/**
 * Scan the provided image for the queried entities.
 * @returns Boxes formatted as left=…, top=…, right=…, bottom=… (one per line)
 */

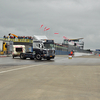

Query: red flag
left=54, top=33, right=59, bottom=34
left=66, top=38, right=71, bottom=41
left=64, top=37, right=70, bottom=41
left=44, top=27, right=47, bottom=31
left=46, top=28, right=50, bottom=31
left=40, top=24, right=43, bottom=29
left=63, top=36, right=67, bottom=39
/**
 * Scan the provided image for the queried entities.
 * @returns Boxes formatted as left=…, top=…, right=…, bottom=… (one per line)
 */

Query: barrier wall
left=3, top=38, right=33, bottom=43
left=55, top=50, right=70, bottom=55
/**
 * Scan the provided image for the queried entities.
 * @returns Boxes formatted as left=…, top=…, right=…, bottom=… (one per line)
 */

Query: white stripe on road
left=0, top=63, right=48, bottom=74
left=0, top=57, right=66, bottom=74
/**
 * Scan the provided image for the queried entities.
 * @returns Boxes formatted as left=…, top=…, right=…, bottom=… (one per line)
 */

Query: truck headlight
left=43, top=50, right=47, bottom=54
left=53, top=50, right=55, bottom=54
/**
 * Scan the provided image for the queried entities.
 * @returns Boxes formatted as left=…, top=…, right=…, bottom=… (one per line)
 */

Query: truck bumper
left=42, top=55, right=55, bottom=59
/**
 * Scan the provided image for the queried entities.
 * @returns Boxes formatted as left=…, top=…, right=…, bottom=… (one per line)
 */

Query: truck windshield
left=44, top=43, right=54, bottom=49
left=16, top=48, right=22, bottom=52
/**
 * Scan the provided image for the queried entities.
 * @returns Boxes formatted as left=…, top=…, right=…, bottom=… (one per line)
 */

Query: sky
left=0, top=0, right=100, bottom=49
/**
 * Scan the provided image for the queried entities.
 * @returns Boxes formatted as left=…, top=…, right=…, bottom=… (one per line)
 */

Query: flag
left=54, top=33, right=59, bottom=34
left=46, top=28, right=50, bottom=31
left=65, top=37, right=71, bottom=41
left=44, top=27, right=47, bottom=31
left=63, top=36, right=67, bottom=39
left=40, top=24, right=43, bottom=29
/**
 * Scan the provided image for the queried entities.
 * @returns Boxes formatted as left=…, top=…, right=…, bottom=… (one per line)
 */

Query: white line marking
left=0, top=63, right=48, bottom=74
left=0, top=57, right=66, bottom=74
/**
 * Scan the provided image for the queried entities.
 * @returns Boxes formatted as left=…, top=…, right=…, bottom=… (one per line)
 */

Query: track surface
left=0, top=55, right=100, bottom=100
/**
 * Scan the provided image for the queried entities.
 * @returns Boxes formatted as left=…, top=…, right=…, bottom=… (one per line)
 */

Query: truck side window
left=39, top=44, right=40, bottom=48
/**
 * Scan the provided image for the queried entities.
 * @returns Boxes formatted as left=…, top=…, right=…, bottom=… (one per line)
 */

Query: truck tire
left=20, top=53, right=24, bottom=59
left=36, top=54, right=41, bottom=60
left=13, top=55, right=14, bottom=58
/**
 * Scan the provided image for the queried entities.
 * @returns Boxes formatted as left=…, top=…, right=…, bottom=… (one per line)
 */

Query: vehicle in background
left=33, top=35, right=55, bottom=60
left=0, top=40, right=13, bottom=55
left=12, top=45, right=25, bottom=58
left=12, top=45, right=34, bottom=59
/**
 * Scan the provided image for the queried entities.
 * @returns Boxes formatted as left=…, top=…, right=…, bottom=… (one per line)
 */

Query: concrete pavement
left=0, top=58, right=100, bottom=100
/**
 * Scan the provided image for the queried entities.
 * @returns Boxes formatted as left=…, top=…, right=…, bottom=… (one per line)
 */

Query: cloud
left=0, top=0, right=100, bottom=49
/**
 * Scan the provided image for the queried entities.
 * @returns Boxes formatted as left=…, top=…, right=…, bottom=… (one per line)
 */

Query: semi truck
left=33, top=35, right=55, bottom=60
left=12, top=45, right=34, bottom=59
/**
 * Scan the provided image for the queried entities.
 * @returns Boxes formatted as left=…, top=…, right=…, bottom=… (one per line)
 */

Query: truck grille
left=48, top=50, right=53, bottom=55
left=49, top=50, right=52, bottom=53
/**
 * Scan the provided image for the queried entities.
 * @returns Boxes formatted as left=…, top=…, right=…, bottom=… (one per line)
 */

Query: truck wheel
left=13, top=56, right=14, bottom=58
left=36, top=54, right=41, bottom=60
left=20, top=54, right=24, bottom=59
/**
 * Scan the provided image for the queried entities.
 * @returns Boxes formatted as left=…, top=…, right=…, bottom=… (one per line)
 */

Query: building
left=62, top=38, right=84, bottom=51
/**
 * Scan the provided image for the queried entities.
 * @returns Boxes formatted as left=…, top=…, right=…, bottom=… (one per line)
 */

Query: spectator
left=3, top=35, right=6, bottom=38
left=70, top=50, right=74, bottom=56
left=23, top=36, right=25, bottom=39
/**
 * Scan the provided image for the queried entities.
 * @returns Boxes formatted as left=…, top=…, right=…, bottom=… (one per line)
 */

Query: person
left=3, top=35, right=6, bottom=38
left=8, top=33, right=11, bottom=37
left=70, top=50, right=74, bottom=56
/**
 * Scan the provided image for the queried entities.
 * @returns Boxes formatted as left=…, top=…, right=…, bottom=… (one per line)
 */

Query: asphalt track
left=0, top=55, right=100, bottom=100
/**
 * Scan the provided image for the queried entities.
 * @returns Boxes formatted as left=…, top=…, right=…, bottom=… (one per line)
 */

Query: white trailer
left=12, top=45, right=34, bottom=59
left=12, top=45, right=25, bottom=58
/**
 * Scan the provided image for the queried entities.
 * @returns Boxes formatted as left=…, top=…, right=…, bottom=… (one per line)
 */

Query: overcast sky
left=0, top=0, right=100, bottom=49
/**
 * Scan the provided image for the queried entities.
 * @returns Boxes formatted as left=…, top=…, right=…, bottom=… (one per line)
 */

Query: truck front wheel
left=13, top=55, right=14, bottom=58
left=36, top=54, right=41, bottom=60
left=20, top=53, right=24, bottom=59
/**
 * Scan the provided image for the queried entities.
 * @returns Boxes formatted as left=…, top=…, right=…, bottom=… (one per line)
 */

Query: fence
left=55, top=50, right=70, bottom=55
